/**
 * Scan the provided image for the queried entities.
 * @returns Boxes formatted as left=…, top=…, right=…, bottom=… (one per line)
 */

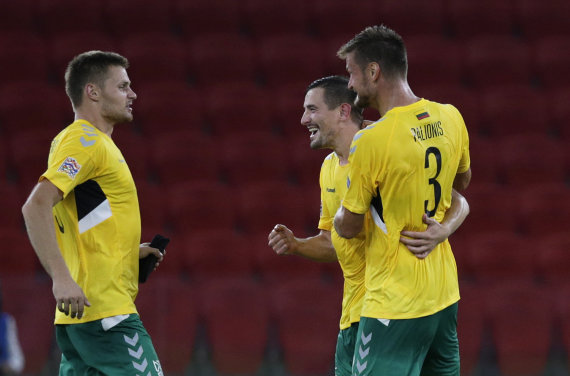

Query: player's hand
left=400, top=214, right=448, bottom=259
left=53, top=277, right=91, bottom=319
left=268, top=224, right=298, bottom=255
left=139, top=243, right=165, bottom=270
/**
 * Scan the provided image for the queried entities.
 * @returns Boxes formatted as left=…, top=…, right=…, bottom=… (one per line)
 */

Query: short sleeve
left=342, top=131, right=376, bottom=215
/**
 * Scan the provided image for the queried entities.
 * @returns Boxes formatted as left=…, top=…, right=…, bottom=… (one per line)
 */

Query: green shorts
left=352, top=303, right=459, bottom=376
left=56, top=314, right=163, bottom=376
left=334, top=322, right=359, bottom=376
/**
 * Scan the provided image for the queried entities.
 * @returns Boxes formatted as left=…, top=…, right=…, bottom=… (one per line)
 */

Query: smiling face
left=346, top=52, right=373, bottom=109
left=301, top=87, right=340, bottom=150
left=99, top=65, right=137, bottom=124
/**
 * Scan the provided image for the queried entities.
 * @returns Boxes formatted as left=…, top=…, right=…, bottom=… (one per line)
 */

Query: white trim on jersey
left=78, top=199, right=112, bottom=234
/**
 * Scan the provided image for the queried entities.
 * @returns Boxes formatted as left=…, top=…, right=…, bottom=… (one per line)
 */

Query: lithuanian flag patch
left=416, top=111, right=430, bottom=120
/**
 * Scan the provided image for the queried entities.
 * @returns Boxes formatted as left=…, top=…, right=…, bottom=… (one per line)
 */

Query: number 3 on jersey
left=424, top=147, right=442, bottom=217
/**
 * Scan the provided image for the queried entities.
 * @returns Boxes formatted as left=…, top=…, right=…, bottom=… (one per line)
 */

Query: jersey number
left=424, top=147, right=442, bottom=217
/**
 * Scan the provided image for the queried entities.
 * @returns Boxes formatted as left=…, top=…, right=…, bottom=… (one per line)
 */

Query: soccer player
left=268, top=76, right=470, bottom=376
left=21, top=51, right=165, bottom=375
left=334, top=25, right=471, bottom=376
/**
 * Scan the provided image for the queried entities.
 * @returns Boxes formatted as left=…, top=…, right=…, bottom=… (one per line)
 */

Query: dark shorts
left=335, top=322, right=359, bottom=376
left=352, top=303, right=459, bottom=376
left=56, top=314, right=163, bottom=376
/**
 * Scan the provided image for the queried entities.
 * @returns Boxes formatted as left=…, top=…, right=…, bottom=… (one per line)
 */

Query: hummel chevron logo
left=356, top=359, right=368, bottom=373
left=80, top=136, right=96, bottom=147
left=361, top=331, right=372, bottom=345
left=132, top=358, right=148, bottom=372
left=128, top=345, right=143, bottom=359
left=359, top=345, right=370, bottom=359
left=123, top=333, right=139, bottom=346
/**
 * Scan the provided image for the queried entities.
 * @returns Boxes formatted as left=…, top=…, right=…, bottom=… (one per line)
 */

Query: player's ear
left=85, top=83, right=99, bottom=102
left=339, top=103, right=352, bottom=120
left=368, top=62, right=381, bottom=81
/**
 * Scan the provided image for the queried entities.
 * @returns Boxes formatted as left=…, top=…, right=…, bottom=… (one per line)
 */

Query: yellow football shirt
left=318, top=152, right=366, bottom=329
left=41, top=120, right=141, bottom=324
left=343, top=99, right=470, bottom=319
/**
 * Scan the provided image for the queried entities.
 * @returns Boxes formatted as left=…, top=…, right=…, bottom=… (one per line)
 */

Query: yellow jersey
left=318, top=152, right=366, bottom=329
left=41, top=120, right=141, bottom=324
left=343, top=99, right=470, bottom=319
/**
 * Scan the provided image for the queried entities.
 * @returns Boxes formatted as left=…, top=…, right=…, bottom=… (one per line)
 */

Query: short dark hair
left=306, top=75, right=364, bottom=124
left=337, top=25, right=407, bottom=80
left=64, top=51, right=129, bottom=109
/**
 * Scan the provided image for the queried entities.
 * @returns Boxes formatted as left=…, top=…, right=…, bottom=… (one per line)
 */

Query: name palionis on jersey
left=411, top=121, right=444, bottom=142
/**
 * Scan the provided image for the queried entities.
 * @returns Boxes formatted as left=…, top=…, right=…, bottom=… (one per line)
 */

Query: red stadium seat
left=236, top=181, right=317, bottom=237
left=0, top=229, right=39, bottom=275
left=498, top=134, right=566, bottom=186
left=149, top=130, right=222, bottom=185
left=256, top=34, right=326, bottom=88
left=464, top=36, right=532, bottom=88
left=447, top=0, right=516, bottom=40
left=0, top=0, right=35, bottom=33
left=0, top=32, right=50, bottom=84
left=311, top=0, right=383, bottom=40
left=103, top=0, right=174, bottom=38
left=289, top=134, right=330, bottom=188
left=270, top=278, right=342, bottom=376
left=49, top=33, right=118, bottom=85
left=518, top=183, right=570, bottom=237
left=204, top=83, right=275, bottom=136
left=557, top=283, right=570, bottom=365
left=485, top=282, right=554, bottom=376
left=406, top=36, right=465, bottom=87
left=547, top=88, right=570, bottom=140
left=532, top=36, right=570, bottom=90
left=133, top=82, right=205, bottom=135
left=380, top=0, right=446, bottom=38
left=1, top=275, right=54, bottom=375
left=111, top=129, right=150, bottom=183
left=118, top=34, right=188, bottom=85
left=166, top=180, right=237, bottom=235
left=199, top=277, right=269, bottom=375
left=467, top=232, right=536, bottom=285
left=537, top=232, right=570, bottom=285
left=180, top=229, right=255, bottom=282
left=136, top=181, right=170, bottom=243
left=250, top=232, right=325, bottom=284
left=515, top=0, right=570, bottom=40
left=136, top=276, right=197, bottom=374
left=0, top=183, right=26, bottom=232
left=173, top=0, right=243, bottom=37
left=0, top=81, right=70, bottom=136
left=274, top=83, right=311, bottom=139
left=219, top=132, right=292, bottom=185
left=242, top=0, right=311, bottom=37
left=186, top=33, right=257, bottom=88
left=479, top=85, right=549, bottom=138
left=37, top=0, right=106, bottom=36
left=7, top=129, right=56, bottom=192
left=457, top=284, right=486, bottom=376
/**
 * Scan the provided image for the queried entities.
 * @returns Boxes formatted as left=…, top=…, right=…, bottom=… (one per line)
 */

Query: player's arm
left=333, top=206, right=364, bottom=239
left=22, top=180, right=90, bottom=319
left=400, top=189, right=469, bottom=259
left=268, top=224, right=337, bottom=262
left=454, top=167, right=471, bottom=191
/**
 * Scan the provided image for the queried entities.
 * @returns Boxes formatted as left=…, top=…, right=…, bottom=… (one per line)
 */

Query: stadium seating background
left=0, top=0, right=569, bottom=375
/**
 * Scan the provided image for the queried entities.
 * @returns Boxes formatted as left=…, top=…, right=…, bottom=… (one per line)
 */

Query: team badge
left=57, top=157, right=82, bottom=179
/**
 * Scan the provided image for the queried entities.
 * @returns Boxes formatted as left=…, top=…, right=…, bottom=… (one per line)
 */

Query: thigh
left=335, top=322, right=359, bottom=376
left=64, top=314, right=163, bottom=376
left=57, top=325, right=100, bottom=376
left=352, top=316, right=438, bottom=376
left=421, top=303, right=460, bottom=376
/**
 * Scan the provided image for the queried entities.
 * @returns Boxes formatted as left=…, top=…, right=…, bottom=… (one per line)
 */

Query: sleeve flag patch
left=57, top=157, right=82, bottom=179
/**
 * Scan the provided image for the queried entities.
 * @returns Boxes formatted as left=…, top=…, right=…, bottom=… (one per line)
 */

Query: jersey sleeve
left=41, top=130, right=99, bottom=198
left=342, top=131, right=376, bottom=215
left=457, top=120, right=470, bottom=173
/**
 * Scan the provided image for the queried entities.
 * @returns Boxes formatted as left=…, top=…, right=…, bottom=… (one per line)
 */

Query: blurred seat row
left=2, top=0, right=570, bottom=41
left=2, top=30, right=570, bottom=90
left=2, top=274, right=569, bottom=376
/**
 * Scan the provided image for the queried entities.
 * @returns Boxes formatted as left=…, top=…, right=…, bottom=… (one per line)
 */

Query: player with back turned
left=22, top=51, right=165, bottom=375
left=334, top=25, right=471, bottom=376
left=269, top=76, right=470, bottom=375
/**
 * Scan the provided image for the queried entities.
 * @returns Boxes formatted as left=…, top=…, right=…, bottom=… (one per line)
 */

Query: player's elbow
left=333, top=208, right=363, bottom=239
left=453, top=168, right=471, bottom=192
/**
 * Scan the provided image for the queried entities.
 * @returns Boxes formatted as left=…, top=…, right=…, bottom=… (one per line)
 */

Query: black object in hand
left=139, top=234, right=170, bottom=283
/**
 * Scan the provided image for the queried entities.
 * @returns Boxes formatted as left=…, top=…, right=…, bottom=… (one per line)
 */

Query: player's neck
left=377, top=80, right=420, bottom=117
left=74, top=110, right=115, bottom=137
